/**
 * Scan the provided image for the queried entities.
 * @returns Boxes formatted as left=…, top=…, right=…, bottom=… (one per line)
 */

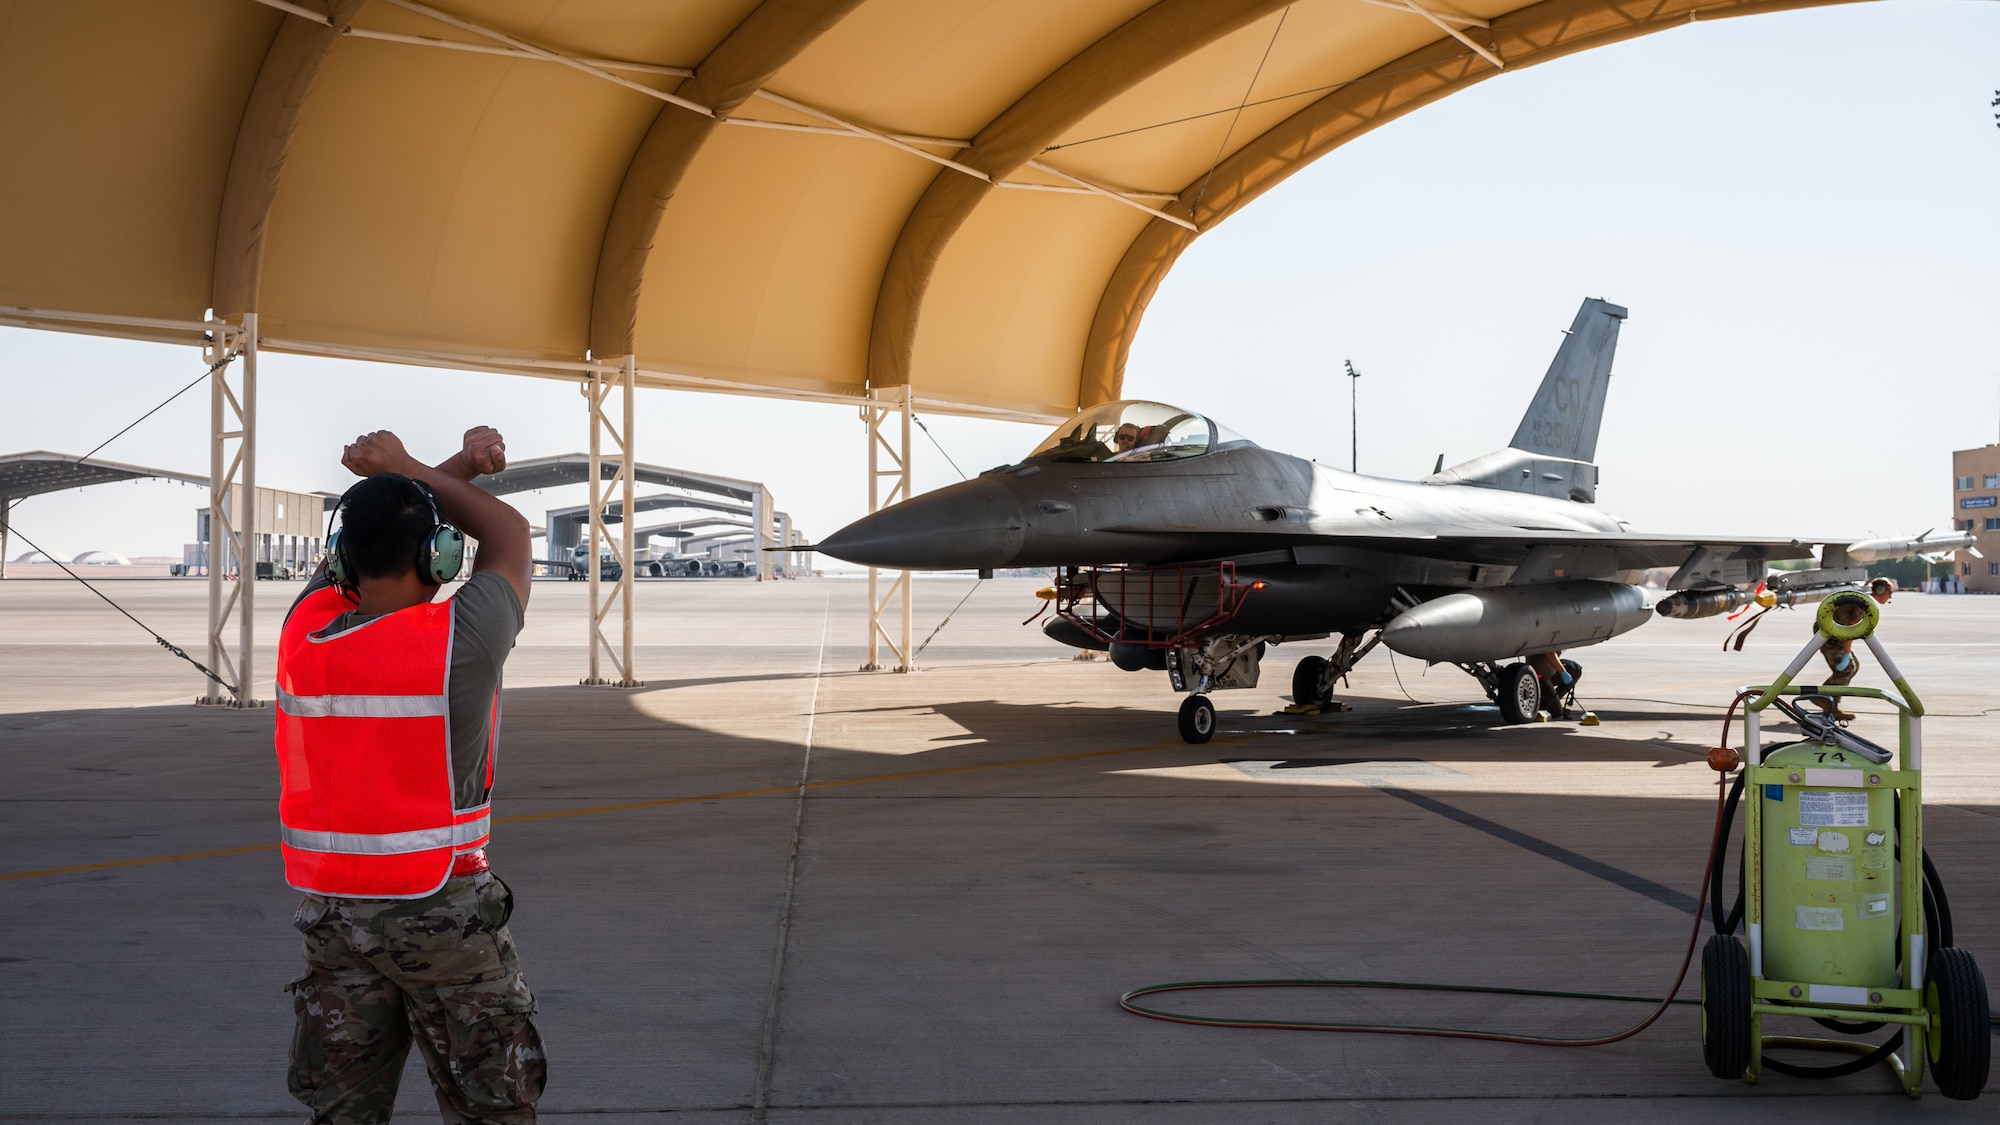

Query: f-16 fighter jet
left=817, top=299, right=1971, bottom=743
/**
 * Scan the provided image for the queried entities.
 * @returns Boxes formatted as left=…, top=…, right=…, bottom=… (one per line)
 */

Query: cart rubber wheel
left=1928, top=947, right=1991, bottom=1100
left=1292, top=656, right=1330, bottom=707
left=1178, top=694, right=1216, bottom=744
left=1497, top=663, right=1541, bottom=725
left=1701, top=933, right=1752, bottom=1080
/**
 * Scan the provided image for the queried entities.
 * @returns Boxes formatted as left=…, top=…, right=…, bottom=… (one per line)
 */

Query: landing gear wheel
left=1292, top=655, right=1330, bottom=707
left=1701, top=933, right=1752, bottom=1080
left=1928, top=947, right=1991, bottom=1099
left=1177, top=694, right=1216, bottom=744
left=1497, top=663, right=1541, bottom=724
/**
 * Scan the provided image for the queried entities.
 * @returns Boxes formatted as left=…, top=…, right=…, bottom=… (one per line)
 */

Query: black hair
left=338, top=473, right=436, bottom=583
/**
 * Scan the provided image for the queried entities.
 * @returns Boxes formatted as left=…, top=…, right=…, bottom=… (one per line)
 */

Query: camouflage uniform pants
left=1820, top=638, right=1860, bottom=686
left=288, top=872, right=547, bottom=1124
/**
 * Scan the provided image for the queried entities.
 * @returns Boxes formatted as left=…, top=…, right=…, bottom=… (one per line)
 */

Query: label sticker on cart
left=1789, top=827, right=1819, bottom=846
left=1805, top=856, right=1854, bottom=882
left=1858, top=894, right=1892, bottom=918
left=1797, top=791, right=1869, bottom=827
left=1795, top=906, right=1845, bottom=931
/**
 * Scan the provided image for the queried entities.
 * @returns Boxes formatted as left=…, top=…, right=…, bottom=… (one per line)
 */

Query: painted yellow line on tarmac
left=0, top=739, right=1189, bottom=883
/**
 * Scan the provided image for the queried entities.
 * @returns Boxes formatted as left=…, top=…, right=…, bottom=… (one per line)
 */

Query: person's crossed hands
left=460, top=426, right=507, bottom=476
left=342, top=431, right=417, bottom=478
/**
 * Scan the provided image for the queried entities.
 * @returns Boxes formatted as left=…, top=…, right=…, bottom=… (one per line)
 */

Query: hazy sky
left=3, top=1, right=1996, bottom=561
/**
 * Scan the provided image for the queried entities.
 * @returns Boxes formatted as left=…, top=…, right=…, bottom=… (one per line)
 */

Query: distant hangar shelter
left=0, top=451, right=329, bottom=581
left=0, top=0, right=1846, bottom=701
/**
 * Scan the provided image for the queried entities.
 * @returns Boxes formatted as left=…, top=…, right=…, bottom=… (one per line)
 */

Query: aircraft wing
left=1090, top=522, right=1826, bottom=580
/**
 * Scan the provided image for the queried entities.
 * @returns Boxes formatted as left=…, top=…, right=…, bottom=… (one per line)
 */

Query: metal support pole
left=584, top=370, right=603, bottom=683
left=205, top=332, right=226, bottom=704
left=581, top=355, right=642, bottom=687
left=620, top=353, right=637, bottom=681
left=0, top=497, right=11, bottom=579
left=861, top=384, right=914, bottom=672
left=239, top=313, right=258, bottom=706
left=199, top=315, right=260, bottom=707
left=755, top=486, right=773, bottom=581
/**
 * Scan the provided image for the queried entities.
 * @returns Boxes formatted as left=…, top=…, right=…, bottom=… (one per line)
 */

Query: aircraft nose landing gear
left=1177, top=694, right=1216, bottom=744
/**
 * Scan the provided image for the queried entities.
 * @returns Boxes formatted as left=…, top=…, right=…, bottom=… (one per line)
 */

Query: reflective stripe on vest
left=280, top=814, right=491, bottom=855
left=277, top=689, right=448, bottom=718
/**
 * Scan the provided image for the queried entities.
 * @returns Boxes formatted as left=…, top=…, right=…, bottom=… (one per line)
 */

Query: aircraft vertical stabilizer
left=1426, top=297, right=1625, bottom=503
left=1508, top=298, right=1626, bottom=463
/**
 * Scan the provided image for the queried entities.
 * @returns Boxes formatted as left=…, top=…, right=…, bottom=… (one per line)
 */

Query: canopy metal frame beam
left=1390, top=0, right=1506, bottom=69
left=862, top=385, right=913, bottom=673
left=1350, top=0, right=1491, bottom=26
left=583, top=355, right=643, bottom=688
left=200, top=315, right=261, bottom=709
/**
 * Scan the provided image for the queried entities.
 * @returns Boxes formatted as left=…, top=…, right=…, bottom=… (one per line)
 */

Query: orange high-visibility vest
left=275, top=585, right=494, bottom=898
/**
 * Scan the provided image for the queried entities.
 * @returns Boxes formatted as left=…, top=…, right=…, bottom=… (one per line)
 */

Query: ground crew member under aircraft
left=277, top=426, right=543, bottom=1123
left=1527, top=650, right=1581, bottom=716
left=1817, top=577, right=1895, bottom=721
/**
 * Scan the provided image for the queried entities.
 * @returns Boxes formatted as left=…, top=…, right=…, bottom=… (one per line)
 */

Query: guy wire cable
left=915, top=578, right=984, bottom=658
left=4, top=525, right=237, bottom=693
left=73, top=351, right=237, bottom=465
left=909, top=411, right=966, bottom=480
left=1189, top=5, right=1289, bottom=220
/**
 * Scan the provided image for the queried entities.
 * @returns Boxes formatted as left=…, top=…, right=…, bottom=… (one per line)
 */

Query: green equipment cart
left=1701, top=592, right=1989, bottom=1098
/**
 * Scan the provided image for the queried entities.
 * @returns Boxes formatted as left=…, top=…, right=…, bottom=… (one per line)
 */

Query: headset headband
left=326, top=473, right=464, bottom=589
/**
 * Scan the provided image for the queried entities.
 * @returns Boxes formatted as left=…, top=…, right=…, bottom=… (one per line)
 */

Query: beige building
left=1951, top=446, right=2000, bottom=593
left=188, top=485, right=330, bottom=578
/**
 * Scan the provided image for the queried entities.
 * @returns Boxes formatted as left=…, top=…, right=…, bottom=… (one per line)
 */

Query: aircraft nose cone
left=818, top=478, right=1025, bottom=570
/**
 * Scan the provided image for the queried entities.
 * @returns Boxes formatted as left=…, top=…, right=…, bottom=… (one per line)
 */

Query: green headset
left=326, top=474, right=465, bottom=588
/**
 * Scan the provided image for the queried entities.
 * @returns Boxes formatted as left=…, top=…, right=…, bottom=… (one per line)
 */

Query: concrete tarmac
left=3, top=575, right=1999, bottom=1122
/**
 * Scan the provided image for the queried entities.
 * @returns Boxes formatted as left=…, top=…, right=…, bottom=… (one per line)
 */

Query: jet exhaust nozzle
left=1381, top=580, right=1651, bottom=663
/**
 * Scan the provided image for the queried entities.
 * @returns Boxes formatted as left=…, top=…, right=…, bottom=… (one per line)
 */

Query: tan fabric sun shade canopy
left=0, top=0, right=1851, bottom=422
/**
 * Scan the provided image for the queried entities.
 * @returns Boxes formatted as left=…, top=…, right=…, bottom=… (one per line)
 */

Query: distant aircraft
left=816, top=299, right=1973, bottom=742
left=542, top=543, right=749, bottom=579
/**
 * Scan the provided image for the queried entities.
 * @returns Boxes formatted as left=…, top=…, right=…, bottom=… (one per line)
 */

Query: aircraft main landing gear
left=1497, top=663, right=1541, bottom=724
left=1177, top=694, right=1215, bottom=744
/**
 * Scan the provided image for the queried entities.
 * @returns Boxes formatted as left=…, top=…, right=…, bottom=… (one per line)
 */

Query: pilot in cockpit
left=1111, top=424, right=1141, bottom=457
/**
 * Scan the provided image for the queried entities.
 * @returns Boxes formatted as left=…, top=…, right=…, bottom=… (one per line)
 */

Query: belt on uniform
left=450, top=849, right=490, bottom=877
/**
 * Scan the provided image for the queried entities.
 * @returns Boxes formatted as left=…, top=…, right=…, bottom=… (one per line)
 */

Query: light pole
left=1344, top=358, right=1361, bottom=473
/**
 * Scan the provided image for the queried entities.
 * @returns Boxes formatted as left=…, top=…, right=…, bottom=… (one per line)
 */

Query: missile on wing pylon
left=1655, top=586, right=1754, bottom=620
left=1843, top=532, right=1979, bottom=563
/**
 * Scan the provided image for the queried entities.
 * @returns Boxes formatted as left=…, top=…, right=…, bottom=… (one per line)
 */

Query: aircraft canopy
left=1027, top=400, right=1249, bottom=464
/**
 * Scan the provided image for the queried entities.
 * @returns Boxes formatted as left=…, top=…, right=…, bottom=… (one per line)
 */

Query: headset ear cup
left=326, top=530, right=348, bottom=586
left=431, top=527, right=465, bottom=584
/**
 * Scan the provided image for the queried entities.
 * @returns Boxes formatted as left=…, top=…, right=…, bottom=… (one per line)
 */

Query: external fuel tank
left=1378, top=580, right=1651, bottom=663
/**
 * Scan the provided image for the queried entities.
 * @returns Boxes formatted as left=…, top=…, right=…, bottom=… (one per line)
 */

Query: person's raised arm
left=435, top=426, right=508, bottom=482
left=342, top=430, right=532, bottom=608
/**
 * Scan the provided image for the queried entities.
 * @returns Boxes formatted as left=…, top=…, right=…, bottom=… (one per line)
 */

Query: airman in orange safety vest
left=278, top=426, right=542, bottom=1123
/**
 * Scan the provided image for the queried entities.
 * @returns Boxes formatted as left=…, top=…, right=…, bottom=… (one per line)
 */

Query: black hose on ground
left=1762, top=1033, right=1904, bottom=1079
